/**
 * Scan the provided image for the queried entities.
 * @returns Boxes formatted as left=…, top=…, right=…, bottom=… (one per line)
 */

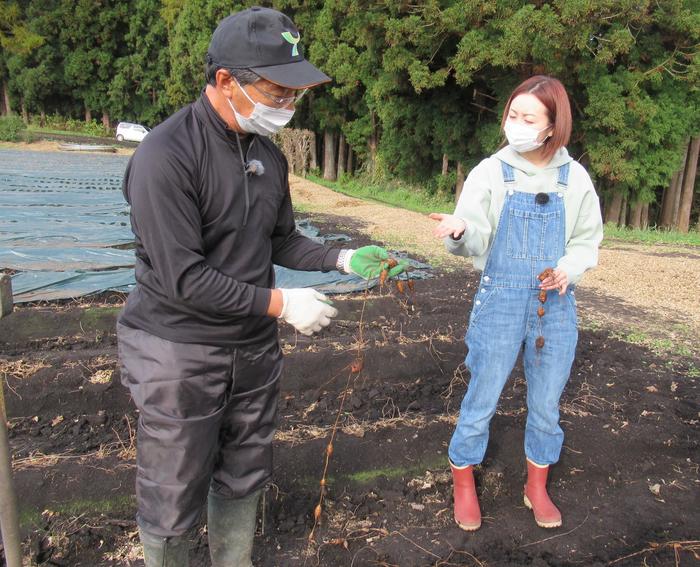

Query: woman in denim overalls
left=430, top=76, right=603, bottom=530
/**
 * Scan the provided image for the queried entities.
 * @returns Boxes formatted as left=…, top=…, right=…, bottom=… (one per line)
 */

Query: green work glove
left=345, top=245, right=408, bottom=280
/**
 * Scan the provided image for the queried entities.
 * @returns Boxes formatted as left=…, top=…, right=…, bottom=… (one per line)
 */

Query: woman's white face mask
left=227, top=78, right=295, bottom=137
left=504, top=121, right=551, bottom=153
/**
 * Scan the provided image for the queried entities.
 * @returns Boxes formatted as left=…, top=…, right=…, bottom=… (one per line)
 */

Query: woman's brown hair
left=501, top=75, right=572, bottom=163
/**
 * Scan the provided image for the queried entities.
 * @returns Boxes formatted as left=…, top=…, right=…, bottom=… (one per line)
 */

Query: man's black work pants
left=117, top=323, right=283, bottom=537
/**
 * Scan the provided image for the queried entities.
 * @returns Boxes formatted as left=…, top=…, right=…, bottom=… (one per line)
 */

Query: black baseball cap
left=207, top=6, right=331, bottom=89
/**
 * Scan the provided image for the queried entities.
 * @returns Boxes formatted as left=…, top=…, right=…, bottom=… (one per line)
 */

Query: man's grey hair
left=205, top=62, right=259, bottom=87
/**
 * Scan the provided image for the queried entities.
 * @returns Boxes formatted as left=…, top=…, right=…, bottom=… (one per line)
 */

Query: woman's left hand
left=428, top=213, right=467, bottom=239
left=539, top=268, right=568, bottom=295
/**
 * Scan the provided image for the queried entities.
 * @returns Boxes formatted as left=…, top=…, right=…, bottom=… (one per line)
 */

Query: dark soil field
left=1, top=223, right=698, bottom=567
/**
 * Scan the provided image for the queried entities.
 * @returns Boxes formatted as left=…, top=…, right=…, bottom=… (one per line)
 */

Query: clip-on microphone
left=245, top=159, right=265, bottom=176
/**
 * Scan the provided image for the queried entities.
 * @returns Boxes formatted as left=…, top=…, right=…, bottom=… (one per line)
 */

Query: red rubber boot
left=450, top=463, right=481, bottom=531
left=523, top=459, right=562, bottom=528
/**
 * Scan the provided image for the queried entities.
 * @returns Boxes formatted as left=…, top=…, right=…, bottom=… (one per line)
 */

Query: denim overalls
left=448, top=161, right=578, bottom=467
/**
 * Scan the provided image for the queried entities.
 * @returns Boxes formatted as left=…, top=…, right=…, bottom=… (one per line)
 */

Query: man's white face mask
left=227, top=78, right=295, bottom=136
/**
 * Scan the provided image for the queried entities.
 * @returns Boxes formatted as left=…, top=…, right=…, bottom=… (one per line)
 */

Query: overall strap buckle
left=500, top=160, right=517, bottom=187
left=556, top=162, right=570, bottom=190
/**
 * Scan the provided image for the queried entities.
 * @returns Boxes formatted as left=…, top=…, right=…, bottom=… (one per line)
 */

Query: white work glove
left=278, top=288, right=338, bottom=336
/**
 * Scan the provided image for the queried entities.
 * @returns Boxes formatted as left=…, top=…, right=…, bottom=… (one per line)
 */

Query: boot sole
left=523, top=495, right=562, bottom=528
left=455, top=518, right=481, bottom=531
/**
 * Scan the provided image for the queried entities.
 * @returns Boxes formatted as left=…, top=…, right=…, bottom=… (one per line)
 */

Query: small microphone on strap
left=245, top=159, right=265, bottom=176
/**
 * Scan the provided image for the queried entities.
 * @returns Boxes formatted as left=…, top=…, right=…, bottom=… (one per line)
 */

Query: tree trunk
left=20, top=99, right=28, bottom=125
left=102, top=111, right=110, bottom=128
left=368, top=111, right=378, bottom=174
left=641, top=203, right=649, bottom=230
left=677, top=136, right=700, bottom=233
left=346, top=146, right=353, bottom=175
left=671, top=144, right=691, bottom=228
left=628, top=200, right=644, bottom=229
left=40, top=109, right=46, bottom=127
left=336, top=133, right=346, bottom=179
left=604, top=192, right=623, bottom=225
left=455, top=161, right=465, bottom=203
left=670, top=173, right=684, bottom=227
left=2, top=80, right=12, bottom=115
left=323, top=129, right=336, bottom=181
left=661, top=141, right=690, bottom=228
left=309, top=131, right=318, bottom=171
left=660, top=171, right=681, bottom=228
left=442, top=153, right=449, bottom=176
left=85, top=107, right=92, bottom=122
left=618, top=195, right=628, bottom=227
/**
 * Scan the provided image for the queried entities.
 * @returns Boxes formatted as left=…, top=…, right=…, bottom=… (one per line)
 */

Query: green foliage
left=603, top=223, right=700, bottom=246
left=1, top=0, right=698, bottom=228
left=428, top=171, right=458, bottom=199
left=0, top=114, right=25, bottom=141
left=0, top=0, right=44, bottom=54
left=111, top=0, right=171, bottom=125
left=30, top=114, right=112, bottom=137
left=307, top=171, right=454, bottom=215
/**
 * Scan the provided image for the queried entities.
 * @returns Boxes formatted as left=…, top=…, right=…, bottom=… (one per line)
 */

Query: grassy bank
left=307, top=173, right=454, bottom=215
left=25, top=127, right=106, bottom=139
left=308, top=174, right=699, bottom=247
left=603, top=224, right=700, bottom=247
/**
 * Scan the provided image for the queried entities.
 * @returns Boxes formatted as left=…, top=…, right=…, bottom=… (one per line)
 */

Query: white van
left=116, top=122, right=150, bottom=142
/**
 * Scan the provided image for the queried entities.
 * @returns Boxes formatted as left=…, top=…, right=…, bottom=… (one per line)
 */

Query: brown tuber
left=537, top=306, right=545, bottom=318
left=379, top=268, right=388, bottom=286
left=407, top=279, right=415, bottom=292
left=537, top=267, right=555, bottom=282
left=387, top=258, right=398, bottom=269
left=350, top=357, right=364, bottom=373
left=538, top=290, right=547, bottom=303
left=535, top=336, right=545, bottom=349
left=396, top=280, right=405, bottom=294
left=326, top=444, right=334, bottom=457
left=314, top=504, right=322, bottom=521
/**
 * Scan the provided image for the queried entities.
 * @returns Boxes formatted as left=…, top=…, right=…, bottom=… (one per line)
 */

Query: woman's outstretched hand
left=539, top=268, right=569, bottom=295
left=429, top=213, right=467, bottom=239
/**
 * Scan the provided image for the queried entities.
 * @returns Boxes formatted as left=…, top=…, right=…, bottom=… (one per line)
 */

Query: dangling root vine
left=307, top=255, right=415, bottom=545
left=535, top=267, right=554, bottom=350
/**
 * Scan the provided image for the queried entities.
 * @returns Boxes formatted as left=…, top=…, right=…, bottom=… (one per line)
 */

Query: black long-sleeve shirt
left=118, top=93, right=340, bottom=346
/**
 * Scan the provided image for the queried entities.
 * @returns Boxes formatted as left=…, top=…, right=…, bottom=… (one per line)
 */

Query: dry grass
left=0, top=358, right=50, bottom=380
left=13, top=446, right=135, bottom=472
left=113, top=415, right=137, bottom=461
left=12, top=445, right=121, bottom=471
left=608, top=540, right=700, bottom=566
left=88, top=369, right=113, bottom=384
left=64, top=355, right=118, bottom=384
left=275, top=413, right=458, bottom=446
left=560, top=379, right=616, bottom=418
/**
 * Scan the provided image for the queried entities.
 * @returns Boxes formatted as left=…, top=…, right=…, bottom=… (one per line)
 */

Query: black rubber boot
left=139, top=526, right=191, bottom=567
left=207, top=489, right=261, bottom=567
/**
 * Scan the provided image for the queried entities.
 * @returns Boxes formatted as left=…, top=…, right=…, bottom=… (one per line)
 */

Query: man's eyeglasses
left=249, top=83, right=308, bottom=107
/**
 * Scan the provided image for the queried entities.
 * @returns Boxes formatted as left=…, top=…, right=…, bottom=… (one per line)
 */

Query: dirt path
left=0, top=139, right=135, bottom=157
left=290, top=175, right=700, bottom=354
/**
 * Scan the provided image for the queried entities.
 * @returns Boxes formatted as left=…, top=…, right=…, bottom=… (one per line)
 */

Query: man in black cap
left=118, top=6, right=405, bottom=567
